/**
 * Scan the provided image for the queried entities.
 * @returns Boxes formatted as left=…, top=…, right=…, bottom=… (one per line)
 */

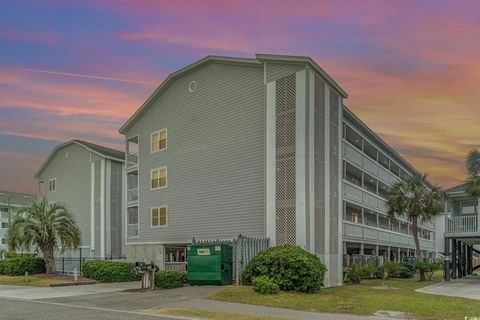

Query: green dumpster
left=187, top=244, right=233, bottom=285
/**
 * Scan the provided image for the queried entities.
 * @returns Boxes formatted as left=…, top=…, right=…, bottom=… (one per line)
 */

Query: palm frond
left=466, top=175, right=480, bottom=198
left=466, top=148, right=480, bottom=177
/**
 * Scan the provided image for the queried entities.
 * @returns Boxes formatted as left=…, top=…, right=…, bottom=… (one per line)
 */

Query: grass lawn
left=0, top=275, right=67, bottom=287
left=142, top=308, right=287, bottom=320
left=207, top=272, right=480, bottom=320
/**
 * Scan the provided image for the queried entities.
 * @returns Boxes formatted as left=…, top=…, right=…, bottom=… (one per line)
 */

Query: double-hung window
left=151, top=129, right=167, bottom=153
left=48, top=178, right=56, bottom=192
left=151, top=206, right=167, bottom=227
left=151, top=167, right=167, bottom=190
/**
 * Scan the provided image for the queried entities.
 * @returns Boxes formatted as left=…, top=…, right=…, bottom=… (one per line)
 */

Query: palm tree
left=466, top=149, right=480, bottom=210
left=7, top=197, right=81, bottom=274
left=385, top=174, right=444, bottom=281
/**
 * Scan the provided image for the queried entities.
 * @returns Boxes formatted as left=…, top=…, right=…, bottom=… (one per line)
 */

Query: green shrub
left=416, top=261, right=442, bottom=281
left=155, top=270, right=186, bottom=289
left=363, top=263, right=377, bottom=279
left=0, top=256, right=45, bottom=276
left=242, top=245, right=326, bottom=293
left=398, top=262, right=416, bottom=278
left=82, top=260, right=140, bottom=283
left=252, top=275, right=279, bottom=294
left=346, top=263, right=367, bottom=284
left=382, top=261, right=401, bottom=279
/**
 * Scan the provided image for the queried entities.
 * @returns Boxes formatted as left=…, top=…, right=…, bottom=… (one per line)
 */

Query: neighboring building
left=34, top=140, right=125, bottom=258
left=0, top=191, right=35, bottom=252
left=439, top=183, right=478, bottom=280
left=119, top=54, right=436, bottom=286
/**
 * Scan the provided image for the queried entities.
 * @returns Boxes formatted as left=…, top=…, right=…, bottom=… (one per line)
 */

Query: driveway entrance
left=416, top=274, right=480, bottom=300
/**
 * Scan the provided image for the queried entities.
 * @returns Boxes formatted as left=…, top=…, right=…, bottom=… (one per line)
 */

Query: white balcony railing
left=127, top=188, right=138, bottom=203
left=446, top=215, right=478, bottom=233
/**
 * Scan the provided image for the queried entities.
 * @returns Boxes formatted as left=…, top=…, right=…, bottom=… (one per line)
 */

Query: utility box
left=187, top=244, right=233, bottom=285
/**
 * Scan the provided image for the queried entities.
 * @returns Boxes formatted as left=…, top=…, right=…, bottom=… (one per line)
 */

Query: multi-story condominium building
left=119, top=54, right=436, bottom=286
left=0, top=191, right=34, bottom=252
left=342, top=107, right=436, bottom=262
left=34, top=140, right=125, bottom=258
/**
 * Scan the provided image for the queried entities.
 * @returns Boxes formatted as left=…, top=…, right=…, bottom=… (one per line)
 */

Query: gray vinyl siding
left=126, top=62, right=266, bottom=243
left=36, top=143, right=91, bottom=248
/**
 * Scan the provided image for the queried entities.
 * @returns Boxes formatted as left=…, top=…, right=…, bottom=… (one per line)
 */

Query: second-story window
left=151, top=129, right=167, bottom=153
left=48, top=178, right=56, bottom=192
left=151, top=206, right=167, bottom=227
left=151, top=167, right=167, bottom=190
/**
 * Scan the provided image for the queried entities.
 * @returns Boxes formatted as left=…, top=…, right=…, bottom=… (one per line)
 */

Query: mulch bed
left=34, top=273, right=93, bottom=282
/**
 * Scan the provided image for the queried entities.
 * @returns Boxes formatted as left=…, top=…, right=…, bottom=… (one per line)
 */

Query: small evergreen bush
left=398, top=262, right=416, bottom=278
left=82, top=260, right=140, bottom=282
left=155, top=270, right=186, bottom=289
left=252, top=276, right=279, bottom=294
left=0, top=256, right=45, bottom=276
left=242, top=245, right=326, bottom=293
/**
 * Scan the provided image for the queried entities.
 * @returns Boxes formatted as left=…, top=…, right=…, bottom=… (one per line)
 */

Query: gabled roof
left=34, top=140, right=124, bottom=178
left=446, top=182, right=468, bottom=194
left=0, top=191, right=35, bottom=206
left=119, top=53, right=348, bottom=134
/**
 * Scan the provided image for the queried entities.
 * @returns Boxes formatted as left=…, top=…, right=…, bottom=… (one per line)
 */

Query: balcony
left=126, top=136, right=139, bottom=170
left=343, top=221, right=435, bottom=251
left=343, top=181, right=388, bottom=212
left=127, top=188, right=138, bottom=203
left=446, top=215, right=479, bottom=237
left=127, top=154, right=138, bottom=168
left=343, top=142, right=400, bottom=186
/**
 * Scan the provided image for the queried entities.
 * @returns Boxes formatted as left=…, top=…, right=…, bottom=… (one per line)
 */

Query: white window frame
left=126, top=207, right=140, bottom=239
left=48, top=178, right=56, bottom=193
left=150, top=166, right=167, bottom=190
left=150, top=128, right=167, bottom=154
left=150, top=205, right=168, bottom=228
left=38, top=180, right=45, bottom=198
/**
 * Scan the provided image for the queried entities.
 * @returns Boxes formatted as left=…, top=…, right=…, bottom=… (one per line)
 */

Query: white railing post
left=477, top=201, right=480, bottom=231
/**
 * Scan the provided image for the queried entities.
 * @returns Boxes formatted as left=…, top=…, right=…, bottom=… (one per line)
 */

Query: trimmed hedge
left=0, top=256, right=46, bottom=276
left=155, top=270, right=186, bottom=289
left=82, top=260, right=141, bottom=283
left=243, top=245, right=326, bottom=293
left=252, top=276, right=279, bottom=294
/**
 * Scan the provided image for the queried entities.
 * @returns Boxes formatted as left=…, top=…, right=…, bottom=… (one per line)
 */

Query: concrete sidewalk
left=416, top=274, right=480, bottom=300
left=0, top=281, right=140, bottom=300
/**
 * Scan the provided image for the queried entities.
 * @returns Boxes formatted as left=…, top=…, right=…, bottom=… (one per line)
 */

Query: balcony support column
left=452, top=239, right=457, bottom=279
left=444, top=237, right=450, bottom=281
left=457, top=240, right=462, bottom=278
left=463, top=243, right=468, bottom=277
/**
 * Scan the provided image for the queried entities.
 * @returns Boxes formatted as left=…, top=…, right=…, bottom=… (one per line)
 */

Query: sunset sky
left=1, top=0, right=479, bottom=194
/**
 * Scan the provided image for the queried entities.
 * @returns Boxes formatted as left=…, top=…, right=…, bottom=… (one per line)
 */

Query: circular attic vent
left=188, top=80, right=197, bottom=92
